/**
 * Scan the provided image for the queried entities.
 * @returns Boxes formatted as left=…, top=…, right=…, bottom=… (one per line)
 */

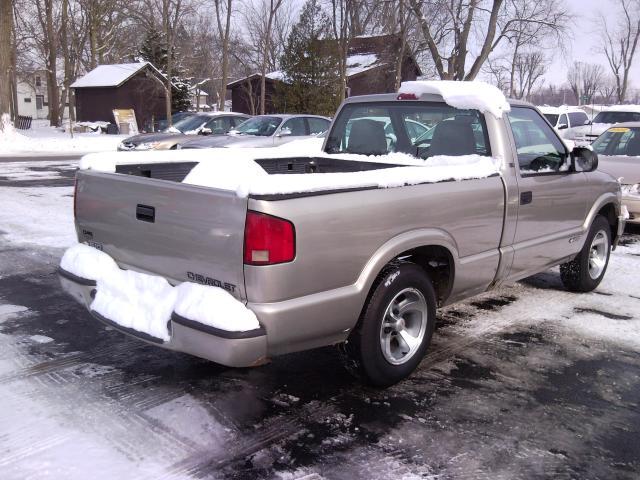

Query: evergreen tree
left=138, top=26, right=191, bottom=113
left=276, top=0, right=341, bottom=116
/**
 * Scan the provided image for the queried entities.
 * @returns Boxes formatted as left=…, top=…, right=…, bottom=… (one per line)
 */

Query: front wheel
left=560, top=215, right=611, bottom=292
left=342, top=263, right=436, bottom=387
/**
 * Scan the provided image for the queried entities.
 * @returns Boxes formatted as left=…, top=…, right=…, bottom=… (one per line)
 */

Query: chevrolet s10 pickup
left=59, top=81, right=625, bottom=386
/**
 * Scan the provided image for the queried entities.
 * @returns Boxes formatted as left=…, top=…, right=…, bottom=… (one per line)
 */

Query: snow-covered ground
left=0, top=160, right=639, bottom=479
left=0, top=119, right=126, bottom=155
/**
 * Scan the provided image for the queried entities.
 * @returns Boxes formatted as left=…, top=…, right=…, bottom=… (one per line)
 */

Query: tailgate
left=74, top=170, right=248, bottom=300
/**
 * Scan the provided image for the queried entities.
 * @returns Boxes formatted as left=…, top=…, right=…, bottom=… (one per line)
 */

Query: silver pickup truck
left=60, top=88, right=625, bottom=386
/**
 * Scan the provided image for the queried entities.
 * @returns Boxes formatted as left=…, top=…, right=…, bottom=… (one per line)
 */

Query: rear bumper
left=623, top=195, right=640, bottom=225
left=58, top=269, right=268, bottom=368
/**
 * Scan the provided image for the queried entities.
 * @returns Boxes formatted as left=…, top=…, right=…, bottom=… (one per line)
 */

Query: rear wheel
left=560, top=215, right=611, bottom=292
left=342, top=263, right=436, bottom=387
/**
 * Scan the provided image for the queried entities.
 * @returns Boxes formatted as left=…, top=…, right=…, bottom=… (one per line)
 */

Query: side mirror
left=585, top=120, right=592, bottom=126
left=558, top=123, right=568, bottom=130
left=200, top=127, right=212, bottom=136
left=571, top=147, right=598, bottom=172
left=277, top=128, right=292, bottom=137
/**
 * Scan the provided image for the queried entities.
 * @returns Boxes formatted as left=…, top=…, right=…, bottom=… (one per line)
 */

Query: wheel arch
left=355, top=229, right=459, bottom=311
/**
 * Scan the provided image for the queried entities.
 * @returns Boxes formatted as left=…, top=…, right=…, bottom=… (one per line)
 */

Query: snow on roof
left=538, top=105, right=584, bottom=114
left=346, top=53, right=380, bottom=76
left=604, top=104, right=640, bottom=113
left=71, top=62, right=160, bottom=88
left=398, top=80, right=510, bottom=118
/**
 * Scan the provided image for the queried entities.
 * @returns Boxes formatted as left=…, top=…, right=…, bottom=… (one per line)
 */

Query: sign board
left=112, top=109, right=139, bottom=135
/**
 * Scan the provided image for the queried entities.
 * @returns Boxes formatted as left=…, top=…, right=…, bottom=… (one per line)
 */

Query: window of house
left=36, top=95, right=44, bottom=110
left=35, top=76, right=41, bottom=87
left=24, top=98, right=32, bottom=103
left=507, top=107, right=569, bottom=174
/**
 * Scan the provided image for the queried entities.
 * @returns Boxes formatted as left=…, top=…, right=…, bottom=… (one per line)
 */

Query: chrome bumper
left=58, top=269, right=268, bottom=368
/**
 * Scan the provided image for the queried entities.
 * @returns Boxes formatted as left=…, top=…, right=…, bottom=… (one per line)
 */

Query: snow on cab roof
left=71, top=62, right=162, bottom=88
left=398, top=80, right=510, bottom=118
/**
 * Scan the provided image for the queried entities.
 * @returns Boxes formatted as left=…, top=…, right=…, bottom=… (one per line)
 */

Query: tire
left=560, top=215, right=611, bottom=292
left=341, top=262, right=436, bottom=387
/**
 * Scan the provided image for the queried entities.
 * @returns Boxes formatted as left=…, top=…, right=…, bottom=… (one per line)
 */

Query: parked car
left=179, top=114, right=331, bottom=149
left=591, top=123, right=640, bottom=224
left=153, top=111, right=196, bottom=132
left=538, top=106, right=589, bottom=136
left=60, top=85, right=624, bottom=387
left=118, top=112, right=250, bottom=151
left=566, top=105, right=640, bottom=145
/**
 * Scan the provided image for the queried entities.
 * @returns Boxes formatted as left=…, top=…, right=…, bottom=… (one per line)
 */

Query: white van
left=538, top=106, right=590, bottom=137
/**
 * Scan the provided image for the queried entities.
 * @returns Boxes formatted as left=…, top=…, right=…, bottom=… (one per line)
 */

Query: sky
left=543, top=0, right=640, bottom=87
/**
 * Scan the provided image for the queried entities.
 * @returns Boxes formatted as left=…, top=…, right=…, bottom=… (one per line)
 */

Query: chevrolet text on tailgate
left=59, top=81, right=625, bottom=387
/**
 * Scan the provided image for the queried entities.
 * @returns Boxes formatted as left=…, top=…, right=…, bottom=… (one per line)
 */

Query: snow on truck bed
left=79, top=80, right=506, bottom=196
left=80, top=149, right=501, bottom=198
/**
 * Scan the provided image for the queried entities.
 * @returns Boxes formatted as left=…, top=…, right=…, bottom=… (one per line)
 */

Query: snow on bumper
left=58, top=244, right=267, bottom=367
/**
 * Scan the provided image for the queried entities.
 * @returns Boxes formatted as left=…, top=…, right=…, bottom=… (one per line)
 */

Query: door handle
left=520, top=191, right=533, bottom=205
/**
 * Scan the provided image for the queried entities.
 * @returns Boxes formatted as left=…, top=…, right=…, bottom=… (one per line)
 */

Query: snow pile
left=398, top=80, right=510, bottom=118
left=0, top=113, right=28, bottom=146
left=60, top=244, right=260, bottom=341
left=186, top=153, right=499, bottom=197
left=0, top=119, right=127, bottom=155
left=81, top=147, right=502, bottom=198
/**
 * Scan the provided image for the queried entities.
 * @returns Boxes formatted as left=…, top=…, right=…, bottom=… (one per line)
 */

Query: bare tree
left=511, top=51, right=546, bottom=101
left=0, top=0, right=13, bottom=119
left=406, top=0, right=568, bottom=81
left=567, top=62, right=604, bottom=105
left=259, top=0, right=284, bottom=114
left=215, top=0, right=232, bottom=110
left=598, top=75, right=617, bottom=104
left=598, top=0, right=640, bottom=102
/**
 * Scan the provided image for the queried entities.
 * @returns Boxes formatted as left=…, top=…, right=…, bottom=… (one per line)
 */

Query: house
left=227, top=34, right=422, bottom=114
left=227, top=72, right=285, bottom=116
left=16, top=70, right=69, bottom=120
left=71, top=62, right=168, bottom=131
left=190, top=89, right=210, bottom=111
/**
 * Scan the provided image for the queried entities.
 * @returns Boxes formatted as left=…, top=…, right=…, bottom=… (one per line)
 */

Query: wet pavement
left=0, top=161, right=639, bottom=479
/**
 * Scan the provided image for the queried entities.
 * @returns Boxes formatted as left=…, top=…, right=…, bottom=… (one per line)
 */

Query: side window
left=507, top=107, right=569, bottom=175
left=558, top=114, right=568, bottom=128
left=280, top=118, right=307, bottom=136
left=569, top=112, right=588, bottom=127
left=307, top=117, right=330, bottom=134
left=233, top=116, right=249, bottom=127
left=205, top=117, right=234, bottom=134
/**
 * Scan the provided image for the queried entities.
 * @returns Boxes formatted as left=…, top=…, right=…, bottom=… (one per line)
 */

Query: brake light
left=244, top=211, right=295, bottom=265
left=397, top=93, right=418, bottom=100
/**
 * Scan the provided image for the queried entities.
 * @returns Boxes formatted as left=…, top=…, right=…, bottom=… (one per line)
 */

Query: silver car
left=592, top=122, right=640, bottom=224
left=118, top=113, right=250, bottom=151
left=179, top=114, right=331, bottom=149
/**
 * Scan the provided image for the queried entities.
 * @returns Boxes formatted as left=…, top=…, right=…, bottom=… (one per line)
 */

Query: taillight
left=244, top=211, right=295, bottom=265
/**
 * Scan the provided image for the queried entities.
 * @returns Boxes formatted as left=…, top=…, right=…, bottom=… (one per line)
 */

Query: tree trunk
left=163, top=0, right=173, bottom=124
left=260, top=1, right=281, bottom=115
left=45, top=0, right=60, bottom=126
left=0, top=0, right=13, bottom=117
left=218, top=0, right=232, bottom=111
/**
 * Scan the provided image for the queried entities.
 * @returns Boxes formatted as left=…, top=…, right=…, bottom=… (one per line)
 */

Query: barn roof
left=71, top=62, right=166, bottom=88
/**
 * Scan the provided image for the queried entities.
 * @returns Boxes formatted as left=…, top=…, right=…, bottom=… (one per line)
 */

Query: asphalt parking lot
left=0, top=159, right=639, bottom=479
